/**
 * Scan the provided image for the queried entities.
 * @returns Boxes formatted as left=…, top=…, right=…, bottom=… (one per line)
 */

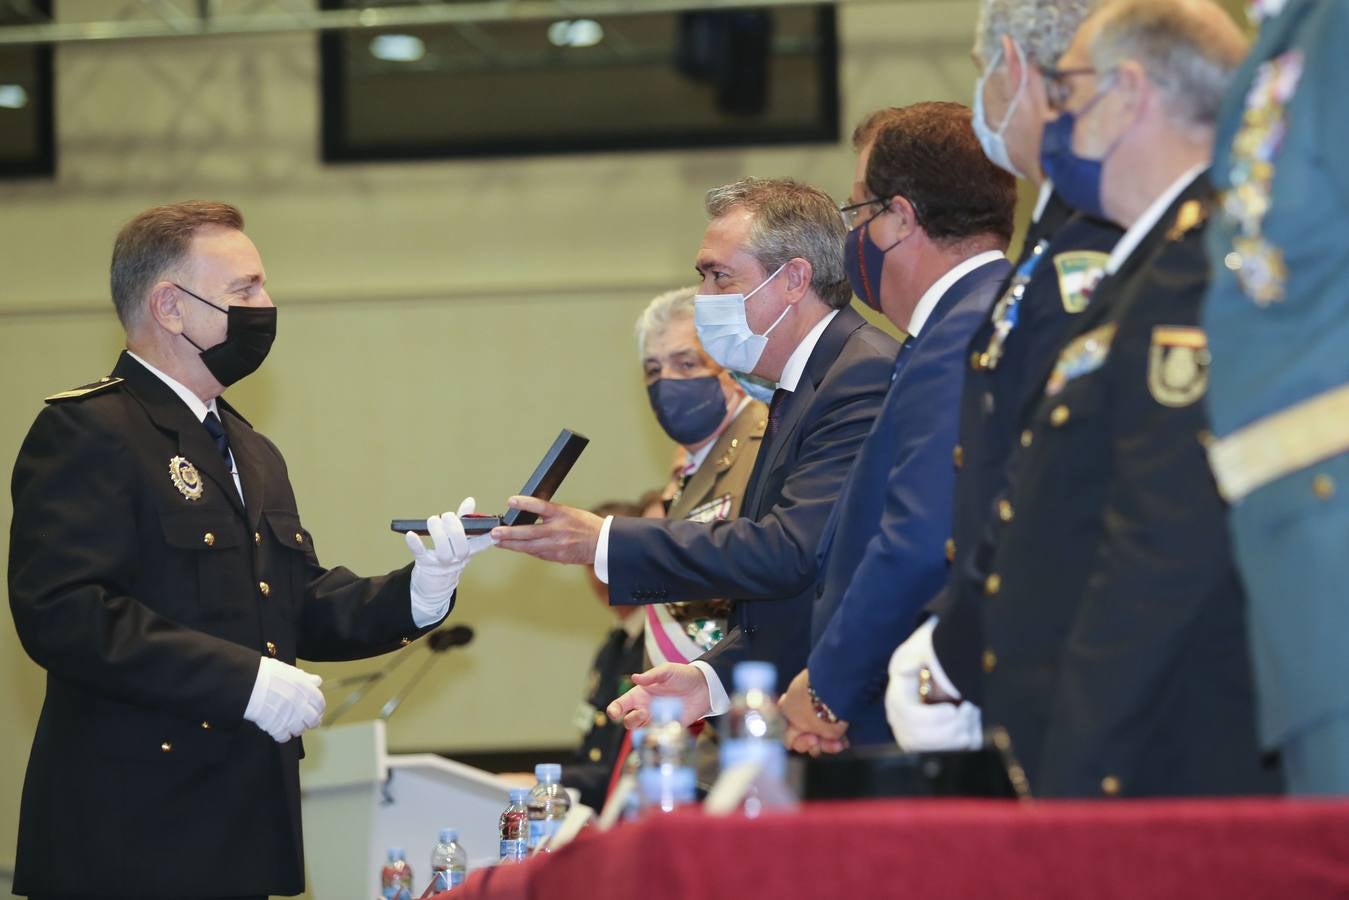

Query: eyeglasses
left=839, top=198, right=887, bottom=230
left=1038, top=65, right=1100, bottom=111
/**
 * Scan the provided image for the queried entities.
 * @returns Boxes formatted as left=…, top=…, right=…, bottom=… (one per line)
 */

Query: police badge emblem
left=1045, top=323, right=1116, bottom=396
left=1052, top=251, right=1110, bottom=314
left=1148, top=327, right=1210, bottom=408
left=168, top=456, right=204, bottom=501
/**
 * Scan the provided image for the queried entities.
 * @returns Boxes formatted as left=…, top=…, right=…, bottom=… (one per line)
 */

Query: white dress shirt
left=1105, top=165, right=1207, bottom=275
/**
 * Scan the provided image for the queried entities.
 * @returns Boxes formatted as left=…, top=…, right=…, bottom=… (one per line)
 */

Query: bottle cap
left=732, top=660, right=777, bottom=694
left=386, top=847, right=399, bottom=862
left=508, top=788, right=530, bottom=804
left=534, top=762, right=562, bottom=783
left=650, top=696, right=684, bottom=724
left=438, top=827, right=458, bottom=843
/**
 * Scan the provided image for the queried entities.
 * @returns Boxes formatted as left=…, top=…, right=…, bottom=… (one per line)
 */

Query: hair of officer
left=976, top=0, right=1102, bottom=70
left=704, top=177, right=853, bottom=310
left=1086, top=0, right=1249, bottom=131
left=852, top=107, right=906, bottom=151
left=110, top=201, right=244, bottom=329
left=864, top=102, right=1017, bottom=247
left=635, top=286, right=700, bottom=360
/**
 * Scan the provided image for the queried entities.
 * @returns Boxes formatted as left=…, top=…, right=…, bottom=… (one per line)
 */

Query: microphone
left=379, top=626, right=476, bottom=721
left=323, top=626, right=475, bottom=726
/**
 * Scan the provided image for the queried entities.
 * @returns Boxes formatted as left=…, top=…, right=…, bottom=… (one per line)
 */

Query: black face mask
left=175, top=283, right=277, bottom=387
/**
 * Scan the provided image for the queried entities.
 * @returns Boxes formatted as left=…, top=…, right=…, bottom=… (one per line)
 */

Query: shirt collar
left=776, top=308, right=839, bottom=393
left=1104, top=164, right=1206, bottom=275
left=908, top=250, right=1006, bottom=338
left=1031, top=180, right=1055, bottom=224
left=684, top=395, right=752, bottom=475
left=126, top=350, right=218, bottom=424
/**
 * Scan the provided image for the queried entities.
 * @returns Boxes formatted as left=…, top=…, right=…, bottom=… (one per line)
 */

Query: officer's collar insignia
left=1167, top=200, right=1209, bottom=242
left=1148, top=326, right=1210, bottom=408
left=1045, top=323, right=1117, bottom=397
left=169, top=456, right=204, bottom=501
left=1053, top=251, right=1110, bottom=314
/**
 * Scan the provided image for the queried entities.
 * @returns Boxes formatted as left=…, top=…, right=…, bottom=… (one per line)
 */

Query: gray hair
left=1087, top=0, right=1249, bottom=131
left=976, top=0, right=1102, bottom=70
left=704, top=177, right=852, bottom=310
left=635, top=286, right=698, bottom=360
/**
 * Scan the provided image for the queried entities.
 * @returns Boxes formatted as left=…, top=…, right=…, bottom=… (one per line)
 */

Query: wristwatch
left=808, top=685, right=840, bottom=724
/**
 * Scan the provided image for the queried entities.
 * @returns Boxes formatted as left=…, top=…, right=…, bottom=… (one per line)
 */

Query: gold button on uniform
left=295, top=532, right=305, bottom=544
left=266, top=641, right=277, bottom=657
left=160, top=741, right=173, bottom=753
left=953, top=445, right=964, bottom=469
left=258, top=581, right=270, bottom=597
left=203, top=532, right=215, bottom=546
left=588, top=747, right=603, bottom=763
left=1020, top=429, right=1033, bottom=448
left=254, top=531, right=262, bottom=545
left=944, top=538, right=956, bottom=563
left=1050, top=405, right=1070, bottom=427
left=594, top=711, right=608, bottom=728
left=997, top=499, right=1014, bottom=523
left=400, top=637, right=411, bottom=646
left=982, top=649, right=998, bottom=673
left=201, top=721, right=212, bottom=730
left=984, top=573, right=1001, bottom=597
left=1313, top=474, right=1336, bottom=500
left=1101, top=775, right=1122, bottom=796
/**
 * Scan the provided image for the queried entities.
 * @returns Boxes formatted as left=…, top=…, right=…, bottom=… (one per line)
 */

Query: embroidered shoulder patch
left=1053, top=251, right=1110, bottom=314
left=1147, top=326, right=1210, bottom=408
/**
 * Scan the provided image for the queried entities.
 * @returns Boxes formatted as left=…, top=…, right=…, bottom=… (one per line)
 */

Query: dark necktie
left=202, top=411, right=232, bottom=467
left=764, top=388, right=788, bottom=442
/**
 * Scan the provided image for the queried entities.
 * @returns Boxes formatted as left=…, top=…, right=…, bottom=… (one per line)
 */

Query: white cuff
left=409, top=585, right=448, bottom=629
left=243, top=656, right=269, bottom=723
left=593, top=515, right=614, bottom=585
left=691, top=660, right=731, bottom=717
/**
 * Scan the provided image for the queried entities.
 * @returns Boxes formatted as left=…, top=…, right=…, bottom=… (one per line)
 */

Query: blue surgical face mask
left=1039, top=80, right=1116, bottom=219
left=844, top=214, right=903, bottom=311
left=730, top=371, right=776, bottom=403
left=972, top=43, right=1027, bottom=179
left=646, top=375, right=728, bottom=446
left=693, top=263, right=790, bottom=374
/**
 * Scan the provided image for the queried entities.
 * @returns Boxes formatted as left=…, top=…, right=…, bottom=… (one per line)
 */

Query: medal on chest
left=168, top=456, right=204, bottom=501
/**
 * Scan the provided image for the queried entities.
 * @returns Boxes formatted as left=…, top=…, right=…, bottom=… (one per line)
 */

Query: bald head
left=1081, top=0, right=1248, bottom=134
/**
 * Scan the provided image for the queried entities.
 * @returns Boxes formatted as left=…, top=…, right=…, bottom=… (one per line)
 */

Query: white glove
left=243, top=656, right=325, bottom=743
left=885, top=617, right=984, bottom=752
left=405, top=496, right=496, bottom=627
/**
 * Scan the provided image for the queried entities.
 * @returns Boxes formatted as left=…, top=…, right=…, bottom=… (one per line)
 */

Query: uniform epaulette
left=44, top=376, right=124, bottom=403
left=1166, top=199, right=1209, bottom=242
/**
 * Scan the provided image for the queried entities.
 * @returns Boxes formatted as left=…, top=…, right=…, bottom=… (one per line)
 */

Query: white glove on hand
left=885, top=617, right=984, bottom=752
left=243, top=656, right=325, bottom=743
left=406, top=496, right=496, bottom=627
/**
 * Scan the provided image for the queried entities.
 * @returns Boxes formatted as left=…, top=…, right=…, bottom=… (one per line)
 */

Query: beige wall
left=0, top=0, right=983, bottom=876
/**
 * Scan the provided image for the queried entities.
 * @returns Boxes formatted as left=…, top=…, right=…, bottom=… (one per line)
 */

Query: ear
left=781, top=257, right=814, bottom=306
left=1000, top=34, right=1024, bottom=85
left=146, top=281, right=186, bottom=335
left=883, top=195, right=920, bottom=242
left=1110, top=60, right=1149, bottom=122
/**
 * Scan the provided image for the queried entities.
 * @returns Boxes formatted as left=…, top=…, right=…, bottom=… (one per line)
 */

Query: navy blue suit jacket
left=807, top=257, right=1010, bottom=744
left=607, top=306, right=899, bottom=691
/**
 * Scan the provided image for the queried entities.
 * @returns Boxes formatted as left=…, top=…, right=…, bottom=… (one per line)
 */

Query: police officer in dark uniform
left=973, top=0, right=1280, bottom=798
left=8, top=201, right=486, bottom=899
left=885, top=0, right=1122, bottom=751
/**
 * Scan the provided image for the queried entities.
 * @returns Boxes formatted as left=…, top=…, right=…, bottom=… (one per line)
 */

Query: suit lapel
left=113, top=353, right=245, bottom=516
left=673, top=400, right=765, bottom=519
left=220, top=405, right=266, bottom=531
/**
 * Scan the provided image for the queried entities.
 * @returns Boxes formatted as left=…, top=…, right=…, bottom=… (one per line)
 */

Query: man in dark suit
left=8, top=202, right=485, bottom=898
left=975, top=0, right=1279, bottom=797
left=885, top=0, right=1122, bottom=753
left=776, top=103, right=1017, bottom=750
left=495, top=177, right=899, bottom=727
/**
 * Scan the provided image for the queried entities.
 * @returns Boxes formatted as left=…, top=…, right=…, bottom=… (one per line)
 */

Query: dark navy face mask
left=647, top=375, right=728, bottom=446
left=1039, top=81, right=1117, bottom=220
left=844, top=216, right=904, bottom=312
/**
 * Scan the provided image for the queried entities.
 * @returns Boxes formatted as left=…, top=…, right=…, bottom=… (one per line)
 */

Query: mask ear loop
left=990, top=41, right=1028, bottom=136
left=745, top=261, right=793, bottom=337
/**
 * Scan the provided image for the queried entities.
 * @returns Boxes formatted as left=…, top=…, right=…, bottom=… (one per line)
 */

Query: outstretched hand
left=491, top=495, right=604, bottom=565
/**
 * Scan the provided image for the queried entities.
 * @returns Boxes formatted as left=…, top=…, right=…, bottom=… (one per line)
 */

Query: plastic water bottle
left=379, top=847, right=413, bottom=900
left=638, top=698, right=696, bottom=814
left=526, top=763, right=570, bottom=853
left=619, top=727, right=647, bottom=822
left=720, top=661, right=788, bottom=815
left=498, top=788, right=530, bottom=863
left=429, top=828, right=467, bottom=891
